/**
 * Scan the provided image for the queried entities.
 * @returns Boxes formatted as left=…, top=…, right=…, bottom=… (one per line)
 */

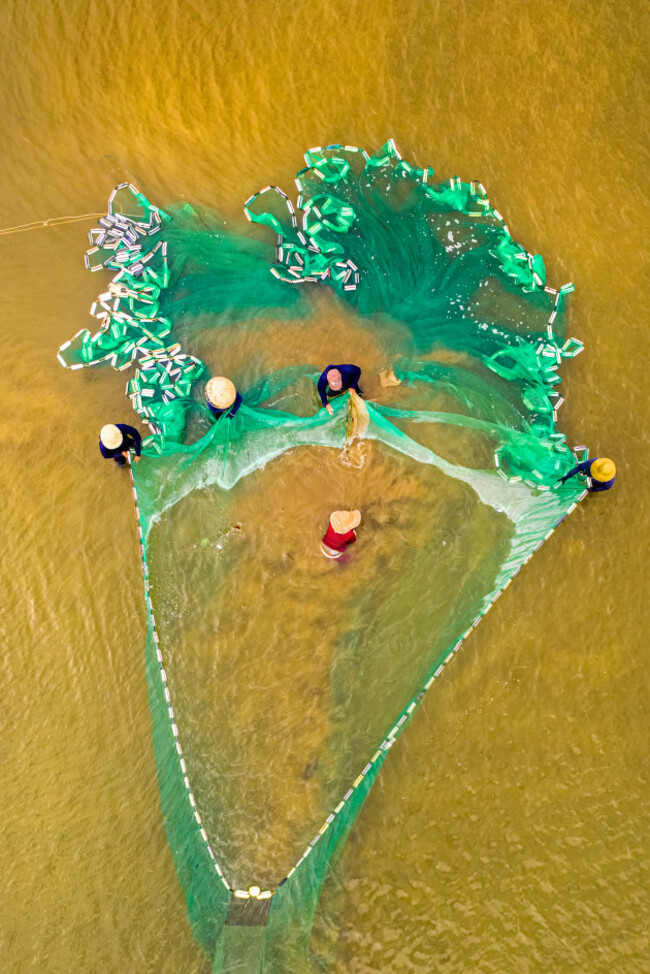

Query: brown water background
left=1, top=1, right=648, bottom=971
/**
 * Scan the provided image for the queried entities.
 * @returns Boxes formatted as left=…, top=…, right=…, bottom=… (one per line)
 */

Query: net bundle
left=58, top=142, right=587, bottom=971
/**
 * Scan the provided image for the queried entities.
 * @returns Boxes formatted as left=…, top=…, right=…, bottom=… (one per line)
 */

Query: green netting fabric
left=58, top=142, right=588, bottom=971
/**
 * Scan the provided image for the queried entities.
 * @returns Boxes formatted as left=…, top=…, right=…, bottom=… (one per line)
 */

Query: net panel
left=58, top=142, right=587, bottom=971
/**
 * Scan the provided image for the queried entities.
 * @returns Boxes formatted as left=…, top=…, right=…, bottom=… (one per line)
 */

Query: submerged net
left=58, top=141, right=588, bottom=971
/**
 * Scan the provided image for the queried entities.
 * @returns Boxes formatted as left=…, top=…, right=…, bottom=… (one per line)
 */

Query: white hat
left=206, top=376, right=237, bottom=409
left=330, top=510, right=361, bottom=533
left=100, top=424, right=123, bottom=450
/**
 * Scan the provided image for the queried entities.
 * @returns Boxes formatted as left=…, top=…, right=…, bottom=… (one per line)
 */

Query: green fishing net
left=58, top=141, right=588, bottom=972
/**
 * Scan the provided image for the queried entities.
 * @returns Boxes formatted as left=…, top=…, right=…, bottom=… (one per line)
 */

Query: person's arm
left=118, top=424, right=142, bottom=457
left=558, top=459, right=591, bottom=484
left=317, top=369, right=330, bottom=408
left=558, top=465, right=578, bottom=485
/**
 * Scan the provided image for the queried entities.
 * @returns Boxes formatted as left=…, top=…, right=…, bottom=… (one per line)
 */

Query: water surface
left=1, top=1, right=647, bottom=971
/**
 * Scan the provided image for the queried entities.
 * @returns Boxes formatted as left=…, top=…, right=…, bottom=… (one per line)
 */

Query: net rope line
left=129, top=466, right=232, bottom=895
left=128, top=459, right=587, bottom=899
left=281, top=485, right=588, bottom=886
left=0, top=213, right=104, bottom=237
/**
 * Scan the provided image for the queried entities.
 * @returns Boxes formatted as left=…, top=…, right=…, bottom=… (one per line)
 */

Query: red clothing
left=322, top=523, right=357, bottom=552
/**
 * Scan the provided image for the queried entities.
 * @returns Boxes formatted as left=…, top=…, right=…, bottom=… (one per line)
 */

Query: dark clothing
left=317, top=364, right=362, bottom=408
left=207, top=391, right=242, bottom=419
left=559, top=458, right=615, bottom=493
left=99, top=424, right=142, bottom=464
left=322, top=523, right=357, bottom=553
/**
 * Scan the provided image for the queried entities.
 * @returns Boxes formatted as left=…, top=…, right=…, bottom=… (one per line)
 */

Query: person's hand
left=134, top=455, right=141, bottom=463
left=326, top=404, right=334, bottom=416
left=122, top=450, right=129, bottom=458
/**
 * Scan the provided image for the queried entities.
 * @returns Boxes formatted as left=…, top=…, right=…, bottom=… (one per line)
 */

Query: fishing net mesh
left=58, top=142, right=587, bottom=971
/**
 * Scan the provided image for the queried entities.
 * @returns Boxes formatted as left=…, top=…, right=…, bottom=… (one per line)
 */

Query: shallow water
left=149, top=436, right=511, bottom=891
left=1, top=1, right=648, bottom=971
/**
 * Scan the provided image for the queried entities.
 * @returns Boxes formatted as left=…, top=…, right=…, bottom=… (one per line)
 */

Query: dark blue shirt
left=560, top=458, right=615, bottom=492
left=99, top=423, right=142, bottom=459
left=207, top=391, right=242, bottom=419
left=317, top=364, right=362, bottom=407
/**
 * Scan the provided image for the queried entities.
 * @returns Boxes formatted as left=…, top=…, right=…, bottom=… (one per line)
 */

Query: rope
left=0, top=213, right=103, bottom=237
left=344, top=392, right=355, bottom=443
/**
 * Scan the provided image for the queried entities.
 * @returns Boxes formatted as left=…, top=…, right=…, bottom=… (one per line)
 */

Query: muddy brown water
left=1, top=1, right=648, bottom=971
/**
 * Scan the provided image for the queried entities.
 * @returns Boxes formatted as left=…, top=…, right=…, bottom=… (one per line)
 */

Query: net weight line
left=128, top=465, right=233, bottom=895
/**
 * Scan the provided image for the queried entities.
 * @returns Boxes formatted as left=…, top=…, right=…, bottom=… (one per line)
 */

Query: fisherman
left=320, top=510, right=361, bottom=559
left=206, top=376, right=242, bottom=419
left=99, top=423, right=142, bottom=466
left=558, top=456, right=616, bottom=493
left=317, top=364, right=363, bottom=415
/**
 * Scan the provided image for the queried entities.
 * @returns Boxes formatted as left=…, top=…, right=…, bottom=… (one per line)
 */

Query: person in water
left=317, top=364, right=363, bottom=415
left=321, top=510, right=361, bottom=559
left=206, top=376, right=242, bottom=419
left=558, top=456, right=616, bottom=492
left=99, top=424, right=142, bottom=466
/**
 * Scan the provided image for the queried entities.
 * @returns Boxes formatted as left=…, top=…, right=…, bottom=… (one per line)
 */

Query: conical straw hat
left=330, top=510, right=361, bottom=533
left=206, top=376, right=236, bottom=409
left=100, top=424, right=123, bottom=450
left=591, top=458, right=616, bottom=482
